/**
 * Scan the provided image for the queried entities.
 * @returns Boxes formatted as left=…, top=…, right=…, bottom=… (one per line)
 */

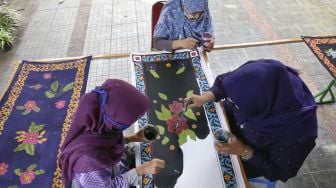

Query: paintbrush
left=175, top=99, right=192, bottom=127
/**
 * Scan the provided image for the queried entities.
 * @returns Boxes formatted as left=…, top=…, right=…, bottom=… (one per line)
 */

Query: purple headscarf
left=59, top=79, right=149, bottom=185
left=220, top=59, right=317, bottom=137
left=154, top=0, right=213, bottom=45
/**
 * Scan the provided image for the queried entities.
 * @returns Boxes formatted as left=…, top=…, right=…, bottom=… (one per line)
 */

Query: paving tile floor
left=0, top=0, right=335, bottom=187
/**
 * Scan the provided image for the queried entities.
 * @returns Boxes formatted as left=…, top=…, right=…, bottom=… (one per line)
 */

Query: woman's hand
left=124, top=128, right=151, bottom=143
left=136, top=158, right=165, bottom=176
left=172, top=37, right=198, bottom=50
left=184, top=91, right=215, bottom=108
left=203, top=38, right=215, bottom=52
left=214, top=133, right=247, bottom=156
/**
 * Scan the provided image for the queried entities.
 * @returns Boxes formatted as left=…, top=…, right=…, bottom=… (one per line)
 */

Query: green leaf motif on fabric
left=51, top=81, right=59, bottom=92
left=186, top=90, right=194, bottom=97
left=161, top=104, right=171, bottom=116
left=28, top=122, right=45, bottom=133
left=27, top=164, right=37, bottom=171
left=8, top=185, right=18, bottom=188
left=184, top=108, right=197, bottom=121
left=14, top=169, right=23, bottom=176
left=176, top=67, right=185, bottom=74
left=32, top=106, right=40, bottom=112
left=178, top=129, right=197, bottom=145
left=22, top=110, right=30, bottom=115
left=178, top=133, right=187, bottom=145
left=158, top=92, right=168, bottom=100
left=26, top=144, right=35, bottom=156
left=184, top=129, right=197, bottom=141
left=34, top=169, right=45, bottom=175
left=16, top=106, right=25, bottom=110
left=45, top=90, right=55, bottom=98
left=14, top=144, right=26, bottom=152
left=155, top=105, right=172, bottom=121
left=162, top=136, right=169, bottom=145
left=63, top=82, right=74, bottom=92
left=149, top=70, right=160, bottom=78
left=156, top=125, right=165, bottom=135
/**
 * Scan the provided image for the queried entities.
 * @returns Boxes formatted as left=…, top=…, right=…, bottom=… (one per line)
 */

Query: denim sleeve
left=153, top=37, right=173, bottom=51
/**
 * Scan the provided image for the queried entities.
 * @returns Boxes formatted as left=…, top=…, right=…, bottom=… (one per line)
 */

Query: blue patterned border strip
left=190, top=53, right=238, bottom=187
left=132, top=50, right=237, bottom=188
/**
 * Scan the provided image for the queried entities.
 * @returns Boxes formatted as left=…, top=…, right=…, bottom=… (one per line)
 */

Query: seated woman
left=153, top=0, right=214, bottom=51
left=186, top=59, right=317, bottom=182
left=59, top=79, right=165, bottom=187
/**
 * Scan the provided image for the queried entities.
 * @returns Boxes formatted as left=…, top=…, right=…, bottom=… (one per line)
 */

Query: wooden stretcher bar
left=32, top=38, right=304, bottom=62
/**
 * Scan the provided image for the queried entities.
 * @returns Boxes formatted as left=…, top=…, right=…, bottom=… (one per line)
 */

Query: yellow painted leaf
left=186, top=90, right=194, bottom=97
left=149, top=70, right=160, bottom=78
left=156, top=125, right=165, bottom=135
left=158, top=92, right=168, bottom=100
left=162, top=136, right=169, bottom=145
left=184, top=108, right=197, bottom=121
left=176, top=67, right=185, bottom=75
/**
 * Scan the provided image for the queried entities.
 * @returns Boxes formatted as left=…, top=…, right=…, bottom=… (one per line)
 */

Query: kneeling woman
left=59, top=79, right=165, bottom=187
left=187, top=59, right=317, bottom=182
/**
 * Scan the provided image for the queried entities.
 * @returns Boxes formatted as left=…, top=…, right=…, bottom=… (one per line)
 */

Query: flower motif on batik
left=55, top=100, right=66, bottom=109
left=154, top=91, right=199, bottom=145
left=169, top=100, right=183, bottom=115
left=14, top=164, right=45, bottom=185
left=16, top=100, right=40, bottom=115
left=14, top=122, right=47, bottom=156
left=42, top=73, right=52, bottom=79
left=166, top=114, right=188, bottom=135
left=0, top=162, right=9, bottom=175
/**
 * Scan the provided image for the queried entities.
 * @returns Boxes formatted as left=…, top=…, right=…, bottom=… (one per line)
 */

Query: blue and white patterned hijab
left=154, top=0, right=213, bottom=46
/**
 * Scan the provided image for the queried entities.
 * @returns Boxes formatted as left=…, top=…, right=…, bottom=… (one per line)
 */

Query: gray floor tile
left=311, top=170, right=336, bottom=188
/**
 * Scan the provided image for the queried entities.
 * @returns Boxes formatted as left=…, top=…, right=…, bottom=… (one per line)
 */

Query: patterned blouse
left=72, top=162, right=138, bottom=188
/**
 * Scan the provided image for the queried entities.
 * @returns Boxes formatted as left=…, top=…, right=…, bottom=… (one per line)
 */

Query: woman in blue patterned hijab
left=153, top=0, right=214, bottom=51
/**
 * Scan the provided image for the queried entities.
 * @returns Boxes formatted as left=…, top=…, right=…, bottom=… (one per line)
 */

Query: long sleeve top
left=72, top=161, right=139, bottom=188
left=153, top=37, right=174, bottom=51
left=209, top=72, right=316, bottom=182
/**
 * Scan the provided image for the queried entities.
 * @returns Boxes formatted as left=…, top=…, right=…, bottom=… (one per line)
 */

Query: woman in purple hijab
left=186, top=59, right=317, bottom=182
left=59, top=79, right=165, bottom=187
left=153, top=0, right=214, bottom=51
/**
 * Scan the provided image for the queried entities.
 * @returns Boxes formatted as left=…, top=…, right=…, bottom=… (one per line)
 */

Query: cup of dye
left=143, top=124, right=159, bottom=141
left=213, top=128, right=230, bottom=144
left=202, top=32, right=213, bottom=46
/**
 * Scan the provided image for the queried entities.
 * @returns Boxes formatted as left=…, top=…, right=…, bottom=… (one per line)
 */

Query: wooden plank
left=213, top=38, right=303, bottom=50
left=28, top=38, right=305, bottom=62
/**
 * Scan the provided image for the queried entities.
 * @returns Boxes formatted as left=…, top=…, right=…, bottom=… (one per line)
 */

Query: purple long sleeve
left=248, top=138, right=315, bottom=181
left=208, top=68, right=317, bottom=181
left=209, top=72, right=231, bottom=101
left=72, top=162, right=139, bottom=188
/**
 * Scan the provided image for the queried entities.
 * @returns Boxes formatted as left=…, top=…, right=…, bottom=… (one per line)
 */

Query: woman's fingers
left=214, top=142, right=232, bottom=154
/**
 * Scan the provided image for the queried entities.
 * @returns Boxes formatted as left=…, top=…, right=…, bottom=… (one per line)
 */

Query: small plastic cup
left=202, top=32, right=213, bottom=44
left=143, top=124, right=159, bottom=141
left=213, top=128, right=230, bottom=144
